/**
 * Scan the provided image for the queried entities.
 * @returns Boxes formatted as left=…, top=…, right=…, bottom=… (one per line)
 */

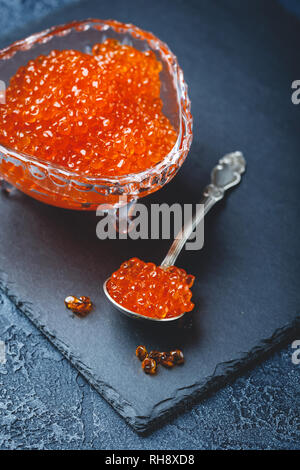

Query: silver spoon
left=103, top=151, right=246, bottom=322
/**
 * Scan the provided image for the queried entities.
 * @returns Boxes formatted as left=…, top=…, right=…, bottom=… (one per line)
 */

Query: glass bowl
left=0, top=19, right=192, bottom=211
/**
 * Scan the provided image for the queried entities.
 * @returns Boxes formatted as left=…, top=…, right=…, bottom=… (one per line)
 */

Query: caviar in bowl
left=0, top=19, right=192, bottom=210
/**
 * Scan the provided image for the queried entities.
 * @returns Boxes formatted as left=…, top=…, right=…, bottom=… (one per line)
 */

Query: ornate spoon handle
left=161, top=151, right=246, bottom=267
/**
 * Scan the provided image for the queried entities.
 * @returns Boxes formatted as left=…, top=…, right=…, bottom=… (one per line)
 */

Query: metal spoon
left=103, top=151, right=246, bottom=322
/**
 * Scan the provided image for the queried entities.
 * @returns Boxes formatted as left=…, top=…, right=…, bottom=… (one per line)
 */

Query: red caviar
left=107, top=258, right=195, bottom=319
left=0, top=39, right=177, bottom=176
left=64, top=295, right=93, bottom=317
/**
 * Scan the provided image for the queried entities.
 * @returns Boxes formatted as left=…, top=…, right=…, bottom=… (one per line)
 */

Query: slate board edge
left=1, top=270, right=299, bottom=434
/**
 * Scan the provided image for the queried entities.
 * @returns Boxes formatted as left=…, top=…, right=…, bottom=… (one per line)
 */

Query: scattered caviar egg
left=142, top=357, right=157, bottom=375
left=169, top=349, right=185, bottom=365
left=136, top=345, right=148, bottom=361
left=107, top=258, right=195, bottom=319
left=137, top=346, right=185, bottom=375
left=64, top=295, right=93, bottom=317
left=160, top=352, right=175, bottom=368
left=148, top=350, right=163, bottom=363
left=0, top=39, right=177, bottom=177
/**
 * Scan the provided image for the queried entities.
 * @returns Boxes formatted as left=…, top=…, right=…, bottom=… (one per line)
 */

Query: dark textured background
left=0, top=292, right=299, bottom=450
left=0, top=0, right=299, bottom=449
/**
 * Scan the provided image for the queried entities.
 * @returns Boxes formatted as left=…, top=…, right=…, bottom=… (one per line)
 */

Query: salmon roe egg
left=0, top=39, right=177, bottom=176
left=106, top=258, right=195, bottom=319
left=64, top=295, right=93, bottom=317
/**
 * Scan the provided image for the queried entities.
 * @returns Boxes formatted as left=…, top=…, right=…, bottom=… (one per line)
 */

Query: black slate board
left=0, top=0, right=299, bottom=433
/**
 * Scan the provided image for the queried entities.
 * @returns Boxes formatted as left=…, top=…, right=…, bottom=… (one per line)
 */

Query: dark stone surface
left=0, top=291, right=299, bottom=449
left=0, top=0, right=299, bottom=438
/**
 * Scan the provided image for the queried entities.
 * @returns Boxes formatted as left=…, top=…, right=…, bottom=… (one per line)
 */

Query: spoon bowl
left=103, top=278, right=186, bottom=322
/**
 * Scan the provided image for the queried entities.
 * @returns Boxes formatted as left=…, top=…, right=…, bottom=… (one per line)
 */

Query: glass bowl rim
left=0, top=18, right=193, bottom=187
